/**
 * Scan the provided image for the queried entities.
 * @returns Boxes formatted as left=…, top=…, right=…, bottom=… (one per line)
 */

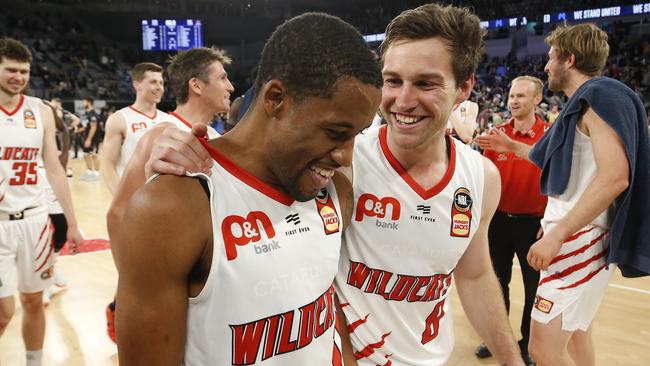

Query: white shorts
left=0, top=206, right=54, bottom=298
left=532, top=225, right=612, bottom=331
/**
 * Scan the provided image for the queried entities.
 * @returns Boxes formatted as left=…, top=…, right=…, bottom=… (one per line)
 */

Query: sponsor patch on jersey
left=315, top=189, right=340, bottom=235
left=450, top=187, right=473, bottom=237
left=534, top=295, right=554, bottom=314
left=40, top=266, right=53, bottom=280
left=24, top=109, right=36, bottom=129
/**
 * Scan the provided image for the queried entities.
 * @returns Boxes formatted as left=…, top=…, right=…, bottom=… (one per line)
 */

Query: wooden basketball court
left=0, top=159, right=648, bottom=365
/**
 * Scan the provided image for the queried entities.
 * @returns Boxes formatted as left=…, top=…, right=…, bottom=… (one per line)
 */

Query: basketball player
left=447, top=99, right=478, bottom=143
left=40, top=98, right=73, bottom=304
left=104, top=47, right=232, bottom=343
left=143, top=5, right=525, bottom=366
left=101, top=62, right=168, bottom=195
left=476, top=23, right=650, bottom=365
left=116, top=13, right=381, bottom=365
left=475, top=76, right=550, bottom=365
left=80, top=97, right=100, bottom=181
left=0, top=37, right=84, bottom=366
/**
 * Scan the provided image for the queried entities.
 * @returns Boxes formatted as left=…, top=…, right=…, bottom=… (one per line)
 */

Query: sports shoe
left=79, top=172, right=97, bottom=181
left=54, top=268, right=68, bottom=288
left=106, top=302, right=117, bottom=343
left=474, top=343, right=492, bottom=358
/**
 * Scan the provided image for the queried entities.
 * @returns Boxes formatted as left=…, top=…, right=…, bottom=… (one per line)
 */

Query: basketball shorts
left=0, top=206, right=54, bottom=298
left=532, top=225, right=612, bottom=331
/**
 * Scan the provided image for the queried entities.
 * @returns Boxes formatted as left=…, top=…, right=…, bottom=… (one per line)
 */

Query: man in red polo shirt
left=475, top=75, right=550, bottom=365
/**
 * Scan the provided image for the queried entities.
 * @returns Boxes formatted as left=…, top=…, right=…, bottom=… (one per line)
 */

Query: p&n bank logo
left=221, top=211, right=278, bottom=261
left=355, top=193, right=401, bottom=230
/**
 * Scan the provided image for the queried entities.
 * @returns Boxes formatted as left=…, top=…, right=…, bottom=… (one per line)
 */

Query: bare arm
left=474, top=128, right=533, bottom=162
left=100, top=112, right=126, bottom=194
left=116, top=175, right=212, bottom=365
left=527, top=107, right=629, bottom=270
left=449, top=101, right=479, bottom=144
left=40, top=104, right=84, bottom=251
left=106, top=124, right=169, bottom=267
left=454, top=157, right=523, bottom=366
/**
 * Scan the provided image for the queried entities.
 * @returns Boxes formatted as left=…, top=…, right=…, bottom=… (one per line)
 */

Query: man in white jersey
left=476, top=23, right=647, bottom=365
left=0, top=38, right=83, bottom=366
left=101, top=62, right=168, bottom=195
left=103, top=47, right=232, bottom=343
left=144, top=5, right=525, bottom=366
left=447, top=99, right=479, bottom=144
left=115, top=13, right=382, bottom=365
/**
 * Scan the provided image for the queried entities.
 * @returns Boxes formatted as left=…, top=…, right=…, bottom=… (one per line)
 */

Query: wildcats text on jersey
left=0, top=147, right=40, bottom=161
left=229, top=285, right=337, bottom=365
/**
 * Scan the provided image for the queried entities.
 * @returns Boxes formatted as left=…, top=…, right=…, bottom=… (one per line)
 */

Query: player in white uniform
left=143, top=5, right=526, bottom=366
left=476, top=24, right=637, bottom=366
left=103, top=47, right=230, bottom=343
left=115, top=13, right=382, bottom=364
left=101, top=62, right=169, bottom=194
left=0, top=38, right=83, bottom=366
left=446, top=99, right=478, bottom=144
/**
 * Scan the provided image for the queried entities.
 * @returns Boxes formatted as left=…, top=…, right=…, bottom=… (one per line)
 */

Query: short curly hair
left=380, top=3, right=485, bottom=86
left=0, top=37, right=32, bottom=64
left=254, top=12, right=382, bottom=103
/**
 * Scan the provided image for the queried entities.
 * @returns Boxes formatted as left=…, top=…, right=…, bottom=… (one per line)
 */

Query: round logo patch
left=320, top=205, right=339, bottom=232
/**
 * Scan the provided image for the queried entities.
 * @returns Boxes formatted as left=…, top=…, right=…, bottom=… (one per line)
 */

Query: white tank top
left=0, top=95, right=45, bottom=213
left=115, top=106, right=169, bottom=176
left=542, top=127, right=615, bottom=230
left=335, top=126, right=485, bottom=366
left=182, top=142, right=342, bottom=365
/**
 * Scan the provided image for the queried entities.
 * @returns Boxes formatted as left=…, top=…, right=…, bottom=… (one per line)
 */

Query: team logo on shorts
left=315, top=188, right=340, bottom=235
left=450, top=187, right=472, bottom=237
left=40, top=266, right=53, bottom=280
left=24, top=109, right=37, bottom=129
left=534, top=295, right=554, bottom=314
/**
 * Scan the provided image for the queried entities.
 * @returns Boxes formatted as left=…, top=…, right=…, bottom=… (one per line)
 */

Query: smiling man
left=115, top=13, right=382, bottom=365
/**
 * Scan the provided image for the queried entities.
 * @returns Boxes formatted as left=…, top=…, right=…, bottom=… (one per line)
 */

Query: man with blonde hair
left=477, top=23, right=650, bottom=365
left=475, top=75, right=550, bottom=365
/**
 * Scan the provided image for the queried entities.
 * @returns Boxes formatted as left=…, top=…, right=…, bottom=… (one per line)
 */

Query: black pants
left=488, top=210, right=541, bottom=348
left=49, top=213, right=68, bottom=253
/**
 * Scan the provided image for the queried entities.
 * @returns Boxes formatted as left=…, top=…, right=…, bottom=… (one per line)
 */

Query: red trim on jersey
left=0, top=94, right=25, bottom=116
left=169, top=111, right=193, bottom=130
left=539, top=249, right=607, bottom=286
left=128, top=105, right=157, bottom=120
left=558, top=264, right=607, bottom=290
left=550, top=231, right=607, bottom=265
left=378, top=125, right=456, bottom=200
left=563, top=226, right=596, bottom=244
left=199, top=139, right=295, bottom=206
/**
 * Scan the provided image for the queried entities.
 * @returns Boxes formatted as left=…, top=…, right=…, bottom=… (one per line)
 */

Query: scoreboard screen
left=142, top=19, right=203, bottom=51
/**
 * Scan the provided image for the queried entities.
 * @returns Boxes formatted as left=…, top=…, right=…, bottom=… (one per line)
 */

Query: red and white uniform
left=166, top=112, right=220, bottom=140
left=533, top=127, right=614, bottom=331
left=115, top=106, right=169, bottom=176
left=180, top=141, right=343, bottom=365
left=0, top=95, right=53, bottom=298
left=335, top=126, right=485, bottom=366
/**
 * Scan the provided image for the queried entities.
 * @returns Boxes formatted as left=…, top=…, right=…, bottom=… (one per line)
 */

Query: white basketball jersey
left=335, top=126, right=485, bottom=366
left=0, top=95, right=45, bottom=213
left=115, top=106, right=169, bottom=176
left=166, top=111, right=220, bottom=139
left=542, top=127, right=614, bottom=230
left=182, top=141, right=343, bottom=365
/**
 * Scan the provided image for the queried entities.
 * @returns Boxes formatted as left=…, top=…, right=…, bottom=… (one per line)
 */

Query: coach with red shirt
left=476, top=76, right=550, bottom=366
